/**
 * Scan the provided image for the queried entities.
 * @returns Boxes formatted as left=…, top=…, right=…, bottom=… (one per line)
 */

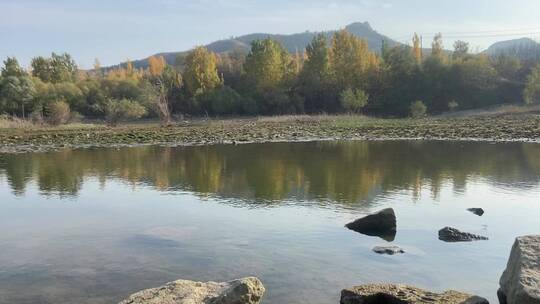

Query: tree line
left=1, top=31, right=540, bottom=125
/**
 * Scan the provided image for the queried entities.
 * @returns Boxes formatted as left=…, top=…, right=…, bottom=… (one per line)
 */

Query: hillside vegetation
left=1, top=30, right=540, bottom=128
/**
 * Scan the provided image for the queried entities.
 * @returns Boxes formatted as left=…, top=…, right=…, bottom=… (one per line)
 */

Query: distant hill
left=484, top=38, right=540, bottom=60
left=109, top=22, right=400, bottom=70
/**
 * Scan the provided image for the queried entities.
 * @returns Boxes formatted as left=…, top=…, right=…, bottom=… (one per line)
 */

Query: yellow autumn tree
left=431, top=33, right=445, bottom=60
left=148, top=56, right=166, bottom=77
left=183, top=47, right=221, bottom=97
left=330, top=30, right=378, bottom=90
left=412, top=33, right=422, bottom=65
left=126, top=59, right=134, bottom=78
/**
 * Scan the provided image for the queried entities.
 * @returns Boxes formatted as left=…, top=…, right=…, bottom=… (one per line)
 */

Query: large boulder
left=340, top=283, right=488, bottom=304
left=346, top=208, right=397, bottom=241
left=498, top=235, right=540, bottom=304
left=438, top=227, right=488, bottom=242
left=119, top=277, right=265, bottom=304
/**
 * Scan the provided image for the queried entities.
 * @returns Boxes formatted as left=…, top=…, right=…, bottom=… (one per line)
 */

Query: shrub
left=203, top=86, right=244, bottom=115
left=340, top=88, right=368, bottom=114
left=524, top=64, right=540, bottom=105
left=105, top=98, right=147, bottom=126
left=46, top=101, right=71, bottom=125
left=448, top=100, right=459, bottom=112
left=410, top=100, right=427, bottom=118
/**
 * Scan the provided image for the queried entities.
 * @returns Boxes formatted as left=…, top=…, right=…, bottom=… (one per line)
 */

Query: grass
left=0, top=115, right=38, bottom=129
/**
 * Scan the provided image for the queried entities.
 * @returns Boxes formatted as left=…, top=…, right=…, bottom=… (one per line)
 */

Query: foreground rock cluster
left=340, top=284, right=488, bottom=304
left=119, top=277, right=265, bottom=304
left=118, top=232, right=539, bottom=304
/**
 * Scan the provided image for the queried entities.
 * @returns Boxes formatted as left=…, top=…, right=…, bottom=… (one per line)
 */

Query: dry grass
left=256, top=114, right=368, bottom=123
left=438, top=104, right=540, bottom=118
left=0, top=115, right=38, bottom=129
left=0, top=115, right=100, bottom=131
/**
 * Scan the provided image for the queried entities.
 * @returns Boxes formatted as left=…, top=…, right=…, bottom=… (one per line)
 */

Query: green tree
left=0, top=58, right=37, bottom=117
left=244, top=39, right=295, bottom=113
left=217, top=49, right=246, bottom=89
left=298, top=34, right=334, bottom=112
left=1, top=57, right=25, bottom=78
left=449, top=55, right=498, bottom=109
left=374, top=45, right=420, bottom=116
left=50, top=53, right=78, bottom=83
left=452, top=40, right=469, bottom=60
left=330, top=30, right=378, bottom=90
left=340, top=88, right=368, bottom=113
left=0, top=76, right=36, bottom=117
left=245, top=39, right=293, bottom=91
left=31, top=56, right=53, bottom=82
left=524, top=64, right=540, bottom=105
left=183, top=47, right=221, bottom=97
left=492, top=54, right=522, bottom=80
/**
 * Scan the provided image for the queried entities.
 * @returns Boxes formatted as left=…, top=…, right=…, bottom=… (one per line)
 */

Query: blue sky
left=2, top=0, right=540, bottom=68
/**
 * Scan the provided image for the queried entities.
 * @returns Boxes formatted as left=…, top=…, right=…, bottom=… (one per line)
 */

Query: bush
left=340, top=88, right=368, bottom=114
left=46, top=101, right=71, bottom=125
left=105, top=99, right=147, bottom=126
left=448, top=100, right=459, bottom=112
left=203, top=86, right=244, bottom=115
left=524, top=64, right=540, bottom=105
left=410, top=100, right=427, bottom=118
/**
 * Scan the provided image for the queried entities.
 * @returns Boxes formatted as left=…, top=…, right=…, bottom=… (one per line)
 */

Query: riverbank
left=1, top=114, right=539, bottom=153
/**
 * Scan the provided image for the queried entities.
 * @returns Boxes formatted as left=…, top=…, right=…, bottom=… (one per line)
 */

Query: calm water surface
left=0, top=141, right=539, bottom=304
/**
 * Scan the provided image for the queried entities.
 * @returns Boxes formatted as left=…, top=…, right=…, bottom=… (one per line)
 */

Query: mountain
left=112, top=22, right=400, bottom=70
left=484, top=38, right=540, bottom=60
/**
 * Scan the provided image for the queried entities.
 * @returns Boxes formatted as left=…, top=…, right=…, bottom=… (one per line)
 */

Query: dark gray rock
left=372, top=245, right=404, bottom=255
left=498, top=235, right=540, bottom=304
left=340, top=283, right=489, bottom=304
left=467, top=208, right=485, bottom=216
left=346, top=208, right=397, bottom=242
left=438, top=227, right=488, bottom=242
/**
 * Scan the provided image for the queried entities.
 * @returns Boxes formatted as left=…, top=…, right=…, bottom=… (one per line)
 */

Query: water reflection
left=0, top=141, right=539, bottom=304
left=1, top=141, right=539, bottom=204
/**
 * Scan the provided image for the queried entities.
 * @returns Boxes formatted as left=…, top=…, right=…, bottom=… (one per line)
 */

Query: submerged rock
left=372, top=245, right=404, bottom=255
left=346, top=208, right=397, bottom=242
left=438, top=227, right=488, bottom=242
left=119, top=277, right=265, bottom=304
left=498, top=235, right=540, bottom=304
left=467, top=208, right=485, bottom=216
left=340, top=283, right=489, bottom=304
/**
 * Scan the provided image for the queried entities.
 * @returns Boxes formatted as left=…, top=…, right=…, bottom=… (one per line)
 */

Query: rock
left=346, top=208, right=397, bottom=241
left=372, top=245, right=404, bottom=255
left=340, top=283, right=489, bottom=304
left=498, top=235, right=540, bottom=304
left=467, top=208, right=485, bottom=216
left=119, top=277, right=265, bottom=304
left=438, top=227, right=488, bottom=242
